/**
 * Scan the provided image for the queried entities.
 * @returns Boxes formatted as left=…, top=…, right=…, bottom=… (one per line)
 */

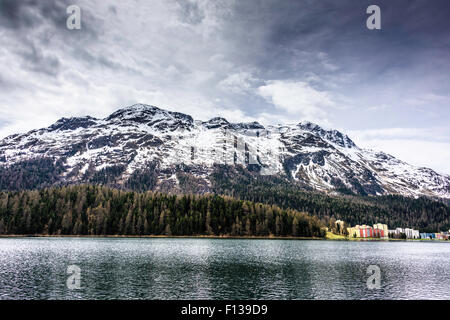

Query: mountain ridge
left=0, top=103, right=448, bottom=199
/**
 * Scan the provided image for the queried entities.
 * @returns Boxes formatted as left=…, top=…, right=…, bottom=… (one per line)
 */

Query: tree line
left=0, top=185, right=325, bottom=237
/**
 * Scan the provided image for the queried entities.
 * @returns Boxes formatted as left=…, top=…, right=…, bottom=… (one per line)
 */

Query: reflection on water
left=0, top=238, right=449, bottom=300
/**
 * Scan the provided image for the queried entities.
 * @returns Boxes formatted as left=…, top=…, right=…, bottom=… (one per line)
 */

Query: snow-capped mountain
left=0, top=104, right=449, bottom=199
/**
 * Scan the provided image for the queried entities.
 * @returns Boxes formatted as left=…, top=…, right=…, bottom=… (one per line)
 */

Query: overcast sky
left=0, top=0, right=449, bottom=174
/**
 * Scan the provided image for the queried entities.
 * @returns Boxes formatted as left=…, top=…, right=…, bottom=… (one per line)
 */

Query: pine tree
left=292, top=216, right=299, bottom=236
left=275, top=216, right=281, bottom=236
left=245, top=218, right=252, bottom=236
left=205, top=210, right=213, bottom=235
left=165, top=223, right=172, bottom=236
left=0, top=218, right=5, bottom=234
left=61, top=210, right=73, bottom=234
left=144, top=218, right=150, bottom=235
left=73, top=216, right=83, bottom=235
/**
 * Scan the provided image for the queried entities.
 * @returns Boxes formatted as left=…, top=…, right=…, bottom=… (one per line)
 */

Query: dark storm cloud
left=0, top=0, right=103, bottom=80
left=0, top=0, right=71, bottom=30
left=0, top=0, right=100, bottom=38
left=175, top=0, right=206, bottom=25
left=0, top=0, right=36, bottom=29
left=0, top=0, right=100, bottom=41
left=216, top=0, right=450, bottom=81
left=17, top=39, right=60, bottom=76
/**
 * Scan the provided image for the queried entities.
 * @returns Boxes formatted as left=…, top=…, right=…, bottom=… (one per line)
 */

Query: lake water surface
left=0, top=237, right=449, bottom=300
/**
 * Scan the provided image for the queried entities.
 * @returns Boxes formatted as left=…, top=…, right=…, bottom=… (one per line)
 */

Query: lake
left=0, top=237, right=449, bottom=300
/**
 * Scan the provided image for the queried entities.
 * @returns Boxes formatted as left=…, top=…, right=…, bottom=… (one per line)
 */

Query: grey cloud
left=0, top=0, right=99, bottom=38
left=214, top=0, right=450, bottom=80
left=0, top=0, right=105, bottom=79
left=0, top=119, right=11, bottom=131
left=0, top=0, right=38, bottom=29
left=0, top=74, right=16, bottom=91
left=71, top=46, right=144, bottom=77
left=17, top=39, right=61, bottom=76
left=108, top=5, right=117, bottom=16
left=175, top=0, right=206, bottom=25
left=0, top=0, right=71, bottom=30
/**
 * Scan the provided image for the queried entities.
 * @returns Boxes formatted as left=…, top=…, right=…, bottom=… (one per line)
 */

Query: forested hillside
left=211, top=165, right=450, bottom=232
left=0, top=185, right=325, bottom=237
left=0, top=158, right=449, bottom=232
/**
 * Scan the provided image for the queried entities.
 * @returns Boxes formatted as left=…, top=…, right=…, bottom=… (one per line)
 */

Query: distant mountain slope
left=210, top=164, right=450, bottom=232
left=0, top=103, right=449, bottom=199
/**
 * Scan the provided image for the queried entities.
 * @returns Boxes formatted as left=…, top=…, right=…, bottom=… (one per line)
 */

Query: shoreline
left=0, top=234, right=448, bottom=242
left=0, top=234, right=325, bottom=240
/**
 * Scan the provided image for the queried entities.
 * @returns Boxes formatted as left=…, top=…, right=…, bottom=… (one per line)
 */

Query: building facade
left=347, top=223, right=388, bottom=239
left=420, top=233, right=435, bottom=239
left=390, top=227, right=419, bottom=239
